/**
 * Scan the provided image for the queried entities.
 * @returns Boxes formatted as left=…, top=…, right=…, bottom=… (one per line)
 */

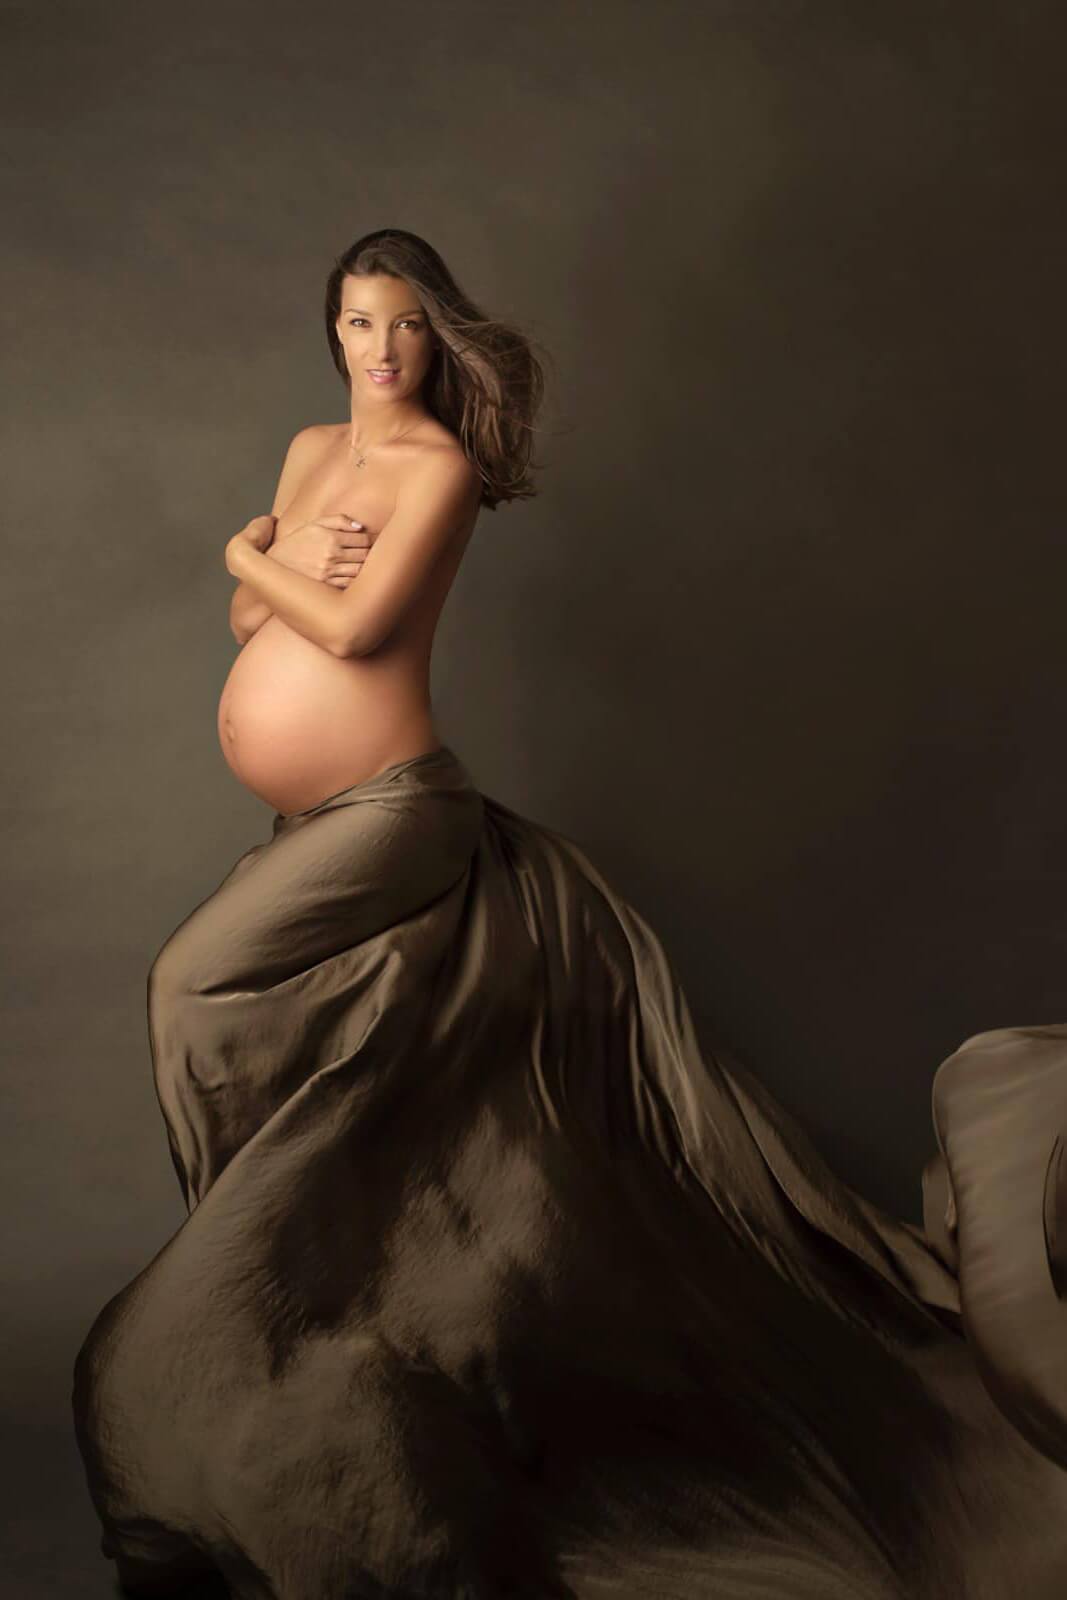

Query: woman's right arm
left=230, top=426, right=329, bottom=645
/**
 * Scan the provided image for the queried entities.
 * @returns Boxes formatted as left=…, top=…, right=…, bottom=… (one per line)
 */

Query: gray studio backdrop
left=3, top=1, right=1064, bottom=1588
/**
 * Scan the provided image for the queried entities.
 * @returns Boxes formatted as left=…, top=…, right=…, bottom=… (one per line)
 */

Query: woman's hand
left=240, top=514, right=277, bottom=551
left=267, top=514, right=374, bottom=590
left=225, top=515, right=276, bottom=574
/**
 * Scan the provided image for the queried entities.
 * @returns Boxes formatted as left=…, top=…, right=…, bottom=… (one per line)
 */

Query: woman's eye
left=347, top=318, right=422, bottom=330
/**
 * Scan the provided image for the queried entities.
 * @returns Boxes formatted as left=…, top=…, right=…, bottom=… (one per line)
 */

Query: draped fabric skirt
left=72, top=744, right=1067, bottom=1599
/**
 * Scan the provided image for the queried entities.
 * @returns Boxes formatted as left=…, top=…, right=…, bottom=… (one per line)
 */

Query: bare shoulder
left=294, top=421, right=343, bottom=455
left=404, top=426, right=482, bottom=504
left=282, top=421, right=338, bottom=474
left=401, top=450, right=482, bottom=534
left=270, top=424, right=337, bottom=519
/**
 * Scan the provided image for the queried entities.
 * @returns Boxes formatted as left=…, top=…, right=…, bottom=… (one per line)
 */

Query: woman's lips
left=367, top=369, right=399, bottom=384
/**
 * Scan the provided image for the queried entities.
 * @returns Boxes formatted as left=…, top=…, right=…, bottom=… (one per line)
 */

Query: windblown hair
left=324, top=228, right=547, bottom=510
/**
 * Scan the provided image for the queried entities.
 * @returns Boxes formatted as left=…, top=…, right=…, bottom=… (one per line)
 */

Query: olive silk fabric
left=73, top=745, right=1067, bottom=1599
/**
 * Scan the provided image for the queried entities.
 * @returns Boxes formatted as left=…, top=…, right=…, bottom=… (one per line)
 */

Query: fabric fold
left=73, top=745, right=1067, bottom=1599
left=925, top=1024, right=1067, bottom=1473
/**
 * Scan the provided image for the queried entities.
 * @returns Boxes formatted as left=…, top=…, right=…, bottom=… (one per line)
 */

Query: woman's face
left=334, top=273, right=436, bottom=402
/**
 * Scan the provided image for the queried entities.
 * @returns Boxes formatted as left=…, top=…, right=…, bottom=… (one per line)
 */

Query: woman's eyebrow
left=343, top=307, right=424, bottom=317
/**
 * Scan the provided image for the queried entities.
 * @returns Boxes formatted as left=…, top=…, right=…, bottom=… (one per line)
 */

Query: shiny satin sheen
left=72, top=745, right=1067, bottom=1598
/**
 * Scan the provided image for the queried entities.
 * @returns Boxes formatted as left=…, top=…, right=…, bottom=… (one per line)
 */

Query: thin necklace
left=347, top=417, right=423, bottom=469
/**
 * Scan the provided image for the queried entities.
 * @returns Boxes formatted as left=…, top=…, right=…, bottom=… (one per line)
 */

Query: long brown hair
left=324, top=229, right=547, bottom=510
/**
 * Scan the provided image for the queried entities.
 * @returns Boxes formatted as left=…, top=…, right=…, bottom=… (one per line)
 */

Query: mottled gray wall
left=2, top=2, right=1064, bottom=1570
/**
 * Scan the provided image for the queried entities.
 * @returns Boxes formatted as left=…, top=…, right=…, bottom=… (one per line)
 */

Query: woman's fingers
left=314, top=514, right=366, bottom=532
left=296, top=514, right=373, bottom=547
left=276, top=517, right=373, bottom=588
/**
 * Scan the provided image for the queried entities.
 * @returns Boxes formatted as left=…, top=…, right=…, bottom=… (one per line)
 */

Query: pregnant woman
left=74, top=229, right=1067, bottom=1600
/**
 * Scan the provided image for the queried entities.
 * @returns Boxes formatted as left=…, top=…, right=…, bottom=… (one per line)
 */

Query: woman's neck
left=347, top=399, right=427, bottom=446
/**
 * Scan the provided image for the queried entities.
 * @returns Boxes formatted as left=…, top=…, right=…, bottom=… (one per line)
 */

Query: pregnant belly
left=218, top=620, right=435, bottom=815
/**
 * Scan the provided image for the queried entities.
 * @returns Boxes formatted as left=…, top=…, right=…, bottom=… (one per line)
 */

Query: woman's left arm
left=225, top=516, right=354, bottom=654
left=225, top=452, right=480, bottom=657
